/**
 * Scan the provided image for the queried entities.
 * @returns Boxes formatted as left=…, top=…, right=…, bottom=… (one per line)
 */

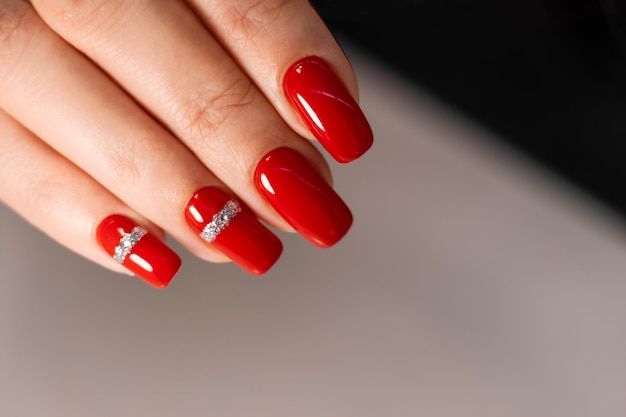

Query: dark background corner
left=311, top=0, right=626, bottom=219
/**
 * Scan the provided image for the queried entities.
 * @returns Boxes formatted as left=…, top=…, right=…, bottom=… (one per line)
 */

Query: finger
left=0, top=1, right=283, bottom=274
left=188, top=0, right=374, bottom=163
left=0, top=109, right=182, bottom=288
left=32, top=0, right=354, bottom=247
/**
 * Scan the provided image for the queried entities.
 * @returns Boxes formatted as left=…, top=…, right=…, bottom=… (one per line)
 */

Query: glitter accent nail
left=113, top=226, right=146, bottom=264
left=200, top=200, right=241, bottom=242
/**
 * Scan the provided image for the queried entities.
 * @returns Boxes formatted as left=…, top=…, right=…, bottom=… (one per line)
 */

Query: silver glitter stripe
left=113, top=226, right=147, bottom=264
left=200, top=199, right=241, bottom=243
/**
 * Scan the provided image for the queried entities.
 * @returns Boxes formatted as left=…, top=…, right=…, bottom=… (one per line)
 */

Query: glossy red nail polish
left=284, top=56, right=373, bottom=163
left=255, top=147, right=353, bottom=248
left=96, top=215, right=182, bottom=288
left=185, top=187, right=283, bottom=275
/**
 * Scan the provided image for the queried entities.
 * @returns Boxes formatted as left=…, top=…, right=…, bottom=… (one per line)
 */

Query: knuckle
left=34, top=0, right=126, bottom=38
left=103, top=147, right=142, bottom=190
left=30, top=171, right=73, bottom=217
left=0, top=1, right=42, bottom=83
left=0, top=1, right=35, bottom=51
left=226, top=0, right=296, bottom=39
left=177, top=79, right=255, bottom=146
left=97, top=129, right=154, bottom=189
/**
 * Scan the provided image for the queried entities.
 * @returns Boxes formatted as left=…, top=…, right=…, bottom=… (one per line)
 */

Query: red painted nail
left=284, top=56, right=373, bottom=163
left=255, top=147, right=353, bottom=248
left=96, top=215, right=182, bottom=288
left=185, top=187, right=283, bottom=275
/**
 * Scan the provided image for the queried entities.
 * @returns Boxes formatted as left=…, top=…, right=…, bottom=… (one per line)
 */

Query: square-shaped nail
left=284, top=56, right=373, bottom=163
left=255, top=147, right=353, bottom=248
left=185, top=187, right=283, bottom=275
left=97, top=215, right=181, bottom=288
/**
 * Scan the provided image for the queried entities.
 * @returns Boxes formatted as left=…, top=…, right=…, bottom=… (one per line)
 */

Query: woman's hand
left=0, top=0, right=373, bottom=287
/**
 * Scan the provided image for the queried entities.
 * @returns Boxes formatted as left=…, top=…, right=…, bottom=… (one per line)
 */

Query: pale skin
left=0, top=0, right=361, bottom=276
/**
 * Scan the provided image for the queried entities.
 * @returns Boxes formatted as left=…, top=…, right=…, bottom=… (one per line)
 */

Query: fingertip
left=96, top=214, right=182, bottom=288
left=283, top=56, right=373, bottom=163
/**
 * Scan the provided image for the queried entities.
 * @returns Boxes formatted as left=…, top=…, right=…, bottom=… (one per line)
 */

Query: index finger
left=188, top=0, right=374, bottom=163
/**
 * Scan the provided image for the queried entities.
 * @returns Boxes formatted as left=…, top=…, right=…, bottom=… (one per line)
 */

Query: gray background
left=2, top=41, right=626, bottom=416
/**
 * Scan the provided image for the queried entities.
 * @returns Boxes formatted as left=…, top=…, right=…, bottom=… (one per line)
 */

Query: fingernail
left=185, top=187, right=283, bottom=275
left=284, top=56, right=373, bottom=163
left=96, top=215, right=182, bottom=288
left=255, top=147, right=353, bottom=248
